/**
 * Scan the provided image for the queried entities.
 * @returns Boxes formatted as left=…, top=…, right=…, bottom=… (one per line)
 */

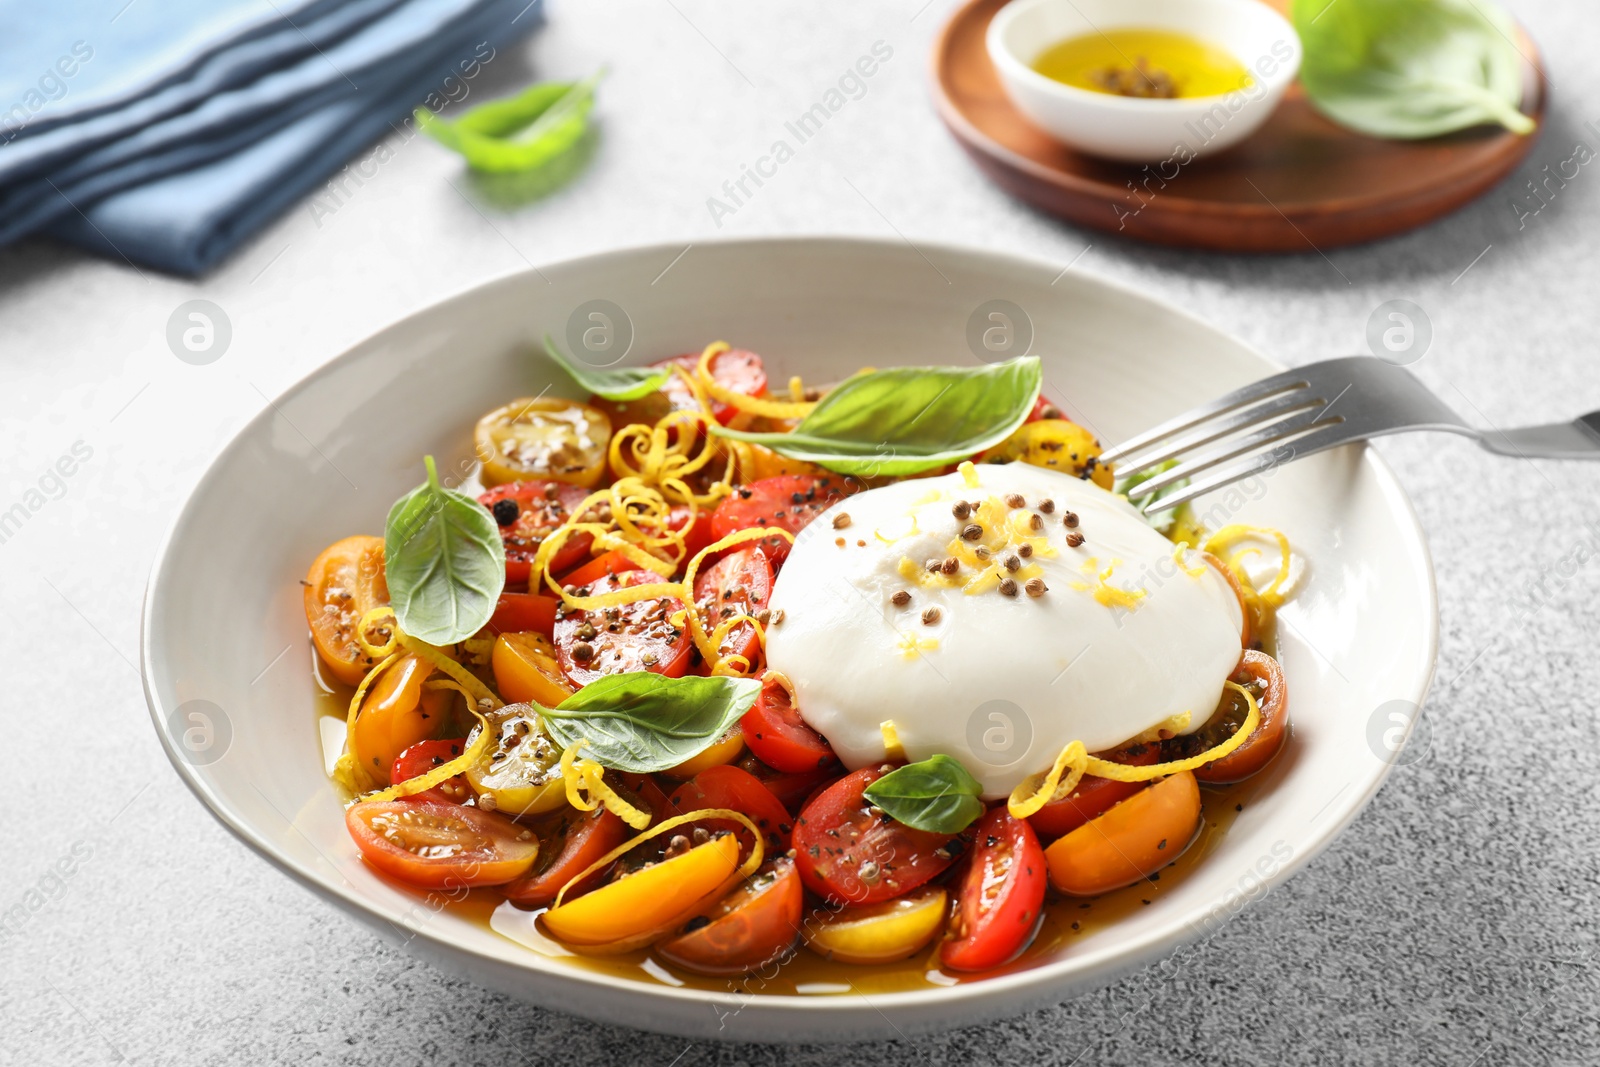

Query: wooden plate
left=931, top=0, right=1547, bottom=252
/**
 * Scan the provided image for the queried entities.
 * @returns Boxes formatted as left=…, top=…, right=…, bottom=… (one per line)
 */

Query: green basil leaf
left=710, top=357, right=1042, bottom=476
left=384, top=455, right=506, bottom=645
left=416, top=68, right=605, bottom=173
left=542, top=334, right=673, bottom=402
left=862, top=754, right=985, bottom=834
left=1117, top=459, right=1193, bottom=536
left=1292, top=0, right=1534, bottom=139
left=539, top=672, right=762, bottom=773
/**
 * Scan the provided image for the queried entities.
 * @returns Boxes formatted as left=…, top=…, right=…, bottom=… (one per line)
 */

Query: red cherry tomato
left=737, top=752, right=842, bottom=814
left=692, top=546, right=774, bottom=669
left=668, top=505, right=716, bottom=563
left=389, top=739, right=469, bottom=805
left=656, top=857, right=803, bottom=976
left=1026, top=394, right=1067, bottom=422
left=941, top=808, right=1047, bottom=972
left=553, top=570, right=692, bottom=686
left=503, top=805, right=632, bottom=908
left=593, top=349, right=768, bottom=429
left=558, top=549, right=640, bottom=590
left=479, top=481, right=594, bottom=584
left=346, top=800, right=539, bottom=889
left=740, top=671, right=835, bottom=774
left=1190, top=650, right=1289, bottom=784
left=793, top=766, right=964, bottom=906
left=1026, top=741, right=1161, bottom=841
left=669, top=764, right=794, bottom=856
left=487, top=592, right=558, bottom=638
left=709, top=474, right=850, bottom=567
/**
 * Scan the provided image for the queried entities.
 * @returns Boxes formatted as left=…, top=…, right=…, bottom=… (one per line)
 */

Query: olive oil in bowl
left=1032, top=28, right=1250, bottom=99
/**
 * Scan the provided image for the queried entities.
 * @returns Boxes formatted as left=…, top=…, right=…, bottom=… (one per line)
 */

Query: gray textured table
left=4, top=2, right=1598, bottom=1064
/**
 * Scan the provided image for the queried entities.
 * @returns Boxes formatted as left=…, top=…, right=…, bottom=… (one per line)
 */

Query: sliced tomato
left=1026, top=740, right=1161, bottom=841
left=1045, top=771, right=1201, bottom=896
left=390, top=739, right=469, bottom=805
left=709, top=474, right=850, bottom=567
left=803, top=886, right=948, bottom=964
left=793, top=766, right=964, bottom=906
left=553, top=570, right=692, bottom=686
left=475, top=397, right=611, bottom=488
left=668, top=764, right=793, bottom=856
left=350, top=652, right=451, bottom=786
left=346, top=800, right=539, bottom=889
left=693, top=546, right=774, bottom=668
left=487, top=592, right=559, bottom=638
left=740, top=671, right=835, bottom=774
left=492, top=631, right=575, bottom=708
left=941, top=809, right=1047, bottom=972
left=657, top=857, right=802, bottom=976
left=1187, top=650, right=1289, bottom=784
left=504, top=805, right=632, bottom=908
left=737, top=752, right=842, bottom=814
left=478, top=481, right=595, bottom=585
left=303, top=535, right=389, bottom=686
left=559, top=549, right=640, bottom=589
left=668, top=505, right=715, bottom=562
left=592, top=348, right=768, bottom=429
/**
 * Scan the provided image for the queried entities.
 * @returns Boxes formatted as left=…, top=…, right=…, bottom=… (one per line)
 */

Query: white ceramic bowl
left=987, top=0, right=1302, bottom=163
left=142, top=237, right=1436, bottom=1043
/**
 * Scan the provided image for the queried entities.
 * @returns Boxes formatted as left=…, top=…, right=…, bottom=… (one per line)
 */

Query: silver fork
left=1101, top=355, right=1600, bottom=515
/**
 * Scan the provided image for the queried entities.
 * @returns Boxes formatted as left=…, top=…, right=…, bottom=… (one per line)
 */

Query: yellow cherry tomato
left=303, top=535, right=389, bottom=686
left=659, top=727, right=745, bottom=780
left=1045, top=770, right=1201, bottom=896
left=987, top=419, right=1113, bottom=489
left=803, top=886, right=948, bottom=965
left=541, top=834, right=743, bottom=953
left=492, top=632, right=574, bottom=708
left=475, top=397, right=611, bottom=488
left=462, top=704, right=567, bottom=816
left=351, top=653, right=445, bottom=786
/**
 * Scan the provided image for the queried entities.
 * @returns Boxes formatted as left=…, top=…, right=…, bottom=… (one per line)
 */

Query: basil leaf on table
left=539, top=672, right=762, bottom=773
left=384, top=455, right=506, bottom=645
left=416, top=68, right=605, bottom=173
left=710, top=357, right=1042, bottom=476
left=1291, top=0, right=1534, bottom=139
left=862, top=754, right=985, bottom=834
left=1117, top=459, right=1194, bottom=537
left=543, top=334, right=673, bottom=402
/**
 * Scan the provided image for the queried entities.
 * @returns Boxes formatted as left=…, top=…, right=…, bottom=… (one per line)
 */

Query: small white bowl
left=987, top=0, right=1302, bottom=163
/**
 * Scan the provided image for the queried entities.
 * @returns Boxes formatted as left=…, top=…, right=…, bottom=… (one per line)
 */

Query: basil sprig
left=863, top=754, right=985, bottom=834
left=539, top=672, right=762, bottom=773
left=384, top=455, right=506, bottom=646
left=542, top=335, right=673, bottom=402
left=710, top=357, right=1041, bottom=476
left=1117, top=459, right=1194, bottom=536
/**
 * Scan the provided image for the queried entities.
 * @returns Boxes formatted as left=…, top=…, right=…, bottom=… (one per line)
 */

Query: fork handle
left=1476, top=412, right=1600, bottom=459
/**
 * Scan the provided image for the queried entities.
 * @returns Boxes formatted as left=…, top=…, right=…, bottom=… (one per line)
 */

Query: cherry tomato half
left=346, top=800, right=539, bottom=889
left=1045, top=771, right=1201, bottom=897
left=492, top=631, right=575, bottom=708
left=559, top=549, right=640, bottom=590
left=594, top=349, right=769, bottom=429
left=303, top=535, right=389, bottom=686
left=738, top=752, right=843, bottom=815
left=657, top=856, right=802, bottom=976
left=351, top=653, right=451, bottom=786
left=793, top=766, right=964, bottom=906
left=390, top=738, right=469, bottom=805
left=1026, top=740, right=1160, bottom=841
left=669, top=764, right=793, bottom=856
left=740, top=671, right=835, bottom=774
left=475, top=397, right=611, bottom=488
left=803, top=886, right=948, bottom=965
left=668, top=505, right=715, bottom=562
left=693, top=546, right=774, bottom=668
left=479, top=481, right=595, bottom=585
left=710, top=474, right=850, bottom=567
left=487, top=592, right=558, bottom=638
left=1190, top=650, right=1289, bottom=784
left=941, top=809, right=1047, bottom=972
left=554, top=570, right=692, bottom=686
left=504, top=805, right=632, bottom=908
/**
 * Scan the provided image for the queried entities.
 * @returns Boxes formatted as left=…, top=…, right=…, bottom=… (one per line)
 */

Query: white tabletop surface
left=4, top=1, right=1599, bottom=1064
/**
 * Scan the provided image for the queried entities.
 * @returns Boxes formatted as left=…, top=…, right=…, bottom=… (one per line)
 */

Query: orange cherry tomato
left=657, top=857, right=803, bottom=976
left=487, top=592, right=558, bottom=638
left=1045, top=771, right=1201, bottom=897
left=1190, top=650, right=1289, bottom=784
left=492, top=631, right=575, bottom=708
left=303, top=535, right=389, bottom=686
left=1026, top=740, right=1160, bottom=841
left=346, top=800, right=539, bottom=889
left=351, top=653, right=449, bottom=786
